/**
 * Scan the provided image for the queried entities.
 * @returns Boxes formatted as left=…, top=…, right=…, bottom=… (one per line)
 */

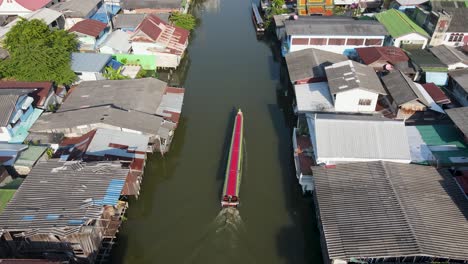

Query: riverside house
left=30, top=78, right=185, bottom=153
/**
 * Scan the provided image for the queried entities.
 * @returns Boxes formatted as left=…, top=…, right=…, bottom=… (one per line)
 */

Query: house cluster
left=274, top=1, right=468, bottom=263
left=0, top=0, right=191, bottom=70
left=0, top=0, right=189, bottom=263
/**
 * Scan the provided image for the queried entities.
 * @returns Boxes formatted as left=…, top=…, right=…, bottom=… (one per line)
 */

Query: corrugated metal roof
left=99, top=30, right=131, bottom=53
left=421, top=83, right=450, bottom=104
left=430, top=45, right=468, bottom=66
left=449, top=68, right=468, bottom=92
left=59, top=78, right=167, bottom=116
left=30, top=105, right=164, bottom=136
left=71, top=52, right=112, bottom=73
left=313, top=161, right=468, bottom=261
left=284, top=16, right=387, bottom=36
left=69, top=19, right=107, bottom=38
left=51, top=0, right=102, bottom=18
left=356, top=46, right=409, bottom=65
left=0, top=160, right=129, bottom=234
left=294, top=82, right=334, bottom=112
left=311, top=114, right=411, bottom=163
left=122, top=0, right=183, bottom=10
left=382, top=70, right=428, bottom=106
left=325, top=60, right=387, bottom=95
left=285, top=48, right=347, bottom=83
left=0, top=89, right=30, bottom=126
left=113, top=13, right=146, bottom=29
left=14, top=145, right=47, bottom=167
left=86, top=128, right=149, bottom=159
left=446, top=106, right=468, bottom=137
left=375, top=9, right=429, bottom=38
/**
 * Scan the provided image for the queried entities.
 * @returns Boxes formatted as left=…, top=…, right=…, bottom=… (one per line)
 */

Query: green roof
left=416, top=125, right=468, bottom=166
left=113, top=54, right=157, bottom=70
left=375, top=9, right=429, bottom=38
left=14, top=145, right=48, bottom=167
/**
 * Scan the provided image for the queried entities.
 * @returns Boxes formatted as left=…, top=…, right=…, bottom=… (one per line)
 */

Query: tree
left=0, top=19, right=78, bottom=85
left=169, top=12, right=196, bottom=31
left=103, top=66, right=129, bottom=80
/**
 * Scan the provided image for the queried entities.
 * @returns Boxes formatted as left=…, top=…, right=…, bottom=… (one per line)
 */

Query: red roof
left=0, top=0, right=51, bottom=11
left=132, top=14, right=189, bottom=55
left=69, top=19, right=107, bottom=38
left=0, top=81, right=53, bottom=108
left=421, top=83, right=451, bottom=105
left=54, top=130, right=97, bottom=160
left=356, top=46, right=409, bottom=65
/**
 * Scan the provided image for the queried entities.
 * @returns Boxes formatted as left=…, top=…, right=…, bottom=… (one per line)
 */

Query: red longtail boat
left=221, top=109, right=244, bottom=207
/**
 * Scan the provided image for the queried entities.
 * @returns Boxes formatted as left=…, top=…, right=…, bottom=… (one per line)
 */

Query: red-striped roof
left=421, top=83, right=451, bottom=104
left=132, top=14, right=189, bottom=56
left=69, top=19, right=107, bottom=38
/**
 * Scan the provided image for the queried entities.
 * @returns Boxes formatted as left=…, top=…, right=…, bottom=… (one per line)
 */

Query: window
left=346, top=38, right=364, bottom=45
left=291, top=38, right=309, bottom=45
left=328, top=38, right=346, bottom=45
left=309, top=38, right=327, bottom=45
left=448, top=33, right=463, bottom=42
left=358, top=99, right=372, bottom=106
left=365, top=39, right=383, bottom=46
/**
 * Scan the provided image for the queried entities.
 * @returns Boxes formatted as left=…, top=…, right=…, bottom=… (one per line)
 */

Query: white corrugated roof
left=294, top=82, right=334, bottom=113
left=310, top=114, right=411, bottom=163
left=99, top=29, right=131, bottom=53
left=86, top=128, right=149, bottom=159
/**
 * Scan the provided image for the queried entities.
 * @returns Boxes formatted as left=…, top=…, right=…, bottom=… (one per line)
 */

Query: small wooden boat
left=221, top=109, right=244, bottom=207
left=252, top=3, right=265, bottom=33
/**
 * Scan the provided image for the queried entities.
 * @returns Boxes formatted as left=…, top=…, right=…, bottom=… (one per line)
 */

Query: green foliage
left=103, top=66, right=129, bottom=80
left=46, top=148, right=54, bottom=159
left=0, top=19, right=78, bottom=85
left=170, top=12, right=197, bottom=30
left=272, top=0, right=285, bottom=8
left=136, top=68, right=147, bottom=79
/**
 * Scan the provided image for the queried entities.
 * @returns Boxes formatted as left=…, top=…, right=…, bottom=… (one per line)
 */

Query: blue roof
left=90, top=4, right=120, bottom=24
left=71, top=52, right=112, bottom=73
left=108, top=59, right=123, bottom=70
left=95, top=179, right=125, bottom=206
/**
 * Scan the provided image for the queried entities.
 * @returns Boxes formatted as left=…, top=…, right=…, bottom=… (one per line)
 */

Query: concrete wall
left=394, top=33, right=428, bottom=49
left=288, top=35, right=385, bottom=55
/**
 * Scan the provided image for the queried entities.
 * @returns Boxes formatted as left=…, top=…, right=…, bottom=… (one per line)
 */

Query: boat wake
left=182, top=208, right=257, bottom=264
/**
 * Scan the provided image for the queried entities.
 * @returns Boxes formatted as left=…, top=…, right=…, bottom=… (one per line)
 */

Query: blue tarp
left=107, top=59, right=123, bottom=70
left=90, top=4, right=121, bottom=24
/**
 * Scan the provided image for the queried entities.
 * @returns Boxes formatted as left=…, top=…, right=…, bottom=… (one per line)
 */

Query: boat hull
left=221, top=110, right=244, bottom=207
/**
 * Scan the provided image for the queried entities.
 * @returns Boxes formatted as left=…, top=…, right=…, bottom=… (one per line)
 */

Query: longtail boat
left=221, top=109, right=244, bottom=207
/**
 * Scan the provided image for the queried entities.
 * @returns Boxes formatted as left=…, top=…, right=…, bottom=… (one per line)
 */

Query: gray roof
left=285, top=48, right=348, bottom=82
left=51, top=0, right=102, bottom=18
left=313, top=161, right=468, bottom=261
left=71, top=52, right=112, bottom=73
left=25, top=8, right=63, bottom=25
left=284, top=16, right=387, bottom=36
left=446, top=106, right=468, bottom=137
left=311, top=114, right=411, bottom=162
left=30, top=105, right=164, bottom=136
left=122, top=0, right=183, bottom=10
left=99, top=30, right=131, bottom=53
left=430, top=1, right=468, bottom=32
left=382, top=70, right=430, bottom=106
left=325, top=60, right=387, bottom=95
left=430, top=45, right=468, bottom=66
left=0, top=160, right=129, bottom=236
left=449, top=68, right=468, bottom=92
left=113, top=13, right=146, bottom=29
left=0, top=89, right=30, bottom=126
left=59, top=78, right=167, bottom=115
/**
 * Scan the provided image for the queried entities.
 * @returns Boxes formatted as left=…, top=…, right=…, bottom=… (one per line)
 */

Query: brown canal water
left=111, top=0, right=322, bottom=262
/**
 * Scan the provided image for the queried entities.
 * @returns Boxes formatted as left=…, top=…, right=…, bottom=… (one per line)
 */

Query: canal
left=112, top=0, right=322, bottom=262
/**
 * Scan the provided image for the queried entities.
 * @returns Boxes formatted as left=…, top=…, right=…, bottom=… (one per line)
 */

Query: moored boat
left=221, top=109, right=244, bottom=207
left=252, top=3, right=265, bottom=33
